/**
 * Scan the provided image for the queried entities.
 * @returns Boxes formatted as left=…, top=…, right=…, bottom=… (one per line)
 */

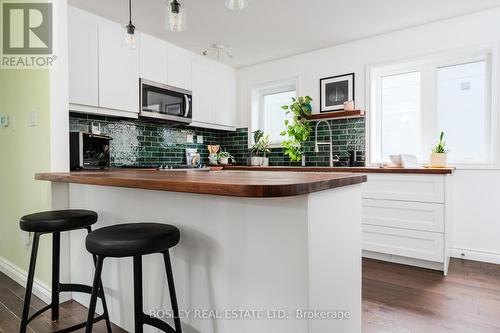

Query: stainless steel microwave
left=139, top=79, right=192, bottom=124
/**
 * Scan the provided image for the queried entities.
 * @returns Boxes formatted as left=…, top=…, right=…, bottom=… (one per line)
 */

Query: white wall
left=236, top=7, right=500, bottom=263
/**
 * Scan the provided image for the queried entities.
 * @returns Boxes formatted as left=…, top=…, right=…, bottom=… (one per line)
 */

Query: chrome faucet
left=314, top=120, right=339, bottom=167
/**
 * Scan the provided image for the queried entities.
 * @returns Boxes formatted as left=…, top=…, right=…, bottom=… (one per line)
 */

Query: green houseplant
left=217, top=151, right=235, bottom=165
left=430, top=131, right=448, bottom=167
left=280, top=96, right=313, bottom=162
left=250, top=130, right=271, bottom=166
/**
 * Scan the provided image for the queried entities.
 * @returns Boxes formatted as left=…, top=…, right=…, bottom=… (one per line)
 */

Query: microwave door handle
left=184, top=95, right=190, bottom=117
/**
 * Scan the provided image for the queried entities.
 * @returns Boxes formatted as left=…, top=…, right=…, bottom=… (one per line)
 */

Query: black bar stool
left=84, top=223, right=182, bottom=333
left=19, top=210, right=112, bottom=333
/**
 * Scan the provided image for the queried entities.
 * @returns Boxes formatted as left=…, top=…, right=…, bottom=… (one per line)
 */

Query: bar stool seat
left=20, top=209, right=97, bottom=232
left=86, top=223, right=180, bottom=257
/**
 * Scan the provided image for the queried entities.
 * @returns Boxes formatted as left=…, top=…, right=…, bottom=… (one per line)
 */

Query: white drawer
left=363, top=225, right=444, bottom=262
left=362, top=199, right=444, bottom=232
left=362, top=174, right=445, bottom=203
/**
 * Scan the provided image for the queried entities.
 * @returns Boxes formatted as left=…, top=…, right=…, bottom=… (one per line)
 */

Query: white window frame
left=366, top=44, right=499, bottom=169
left=248, top=77, right=299, bottom=148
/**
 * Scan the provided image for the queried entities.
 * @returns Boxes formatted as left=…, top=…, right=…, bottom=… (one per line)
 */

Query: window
left=380, top=72, right=421, bottom=159
left=370, top=49, right=494, bottom=166
left=250, top=79, right=297, bottom=145
left=437, top=61, right=489, bottom=164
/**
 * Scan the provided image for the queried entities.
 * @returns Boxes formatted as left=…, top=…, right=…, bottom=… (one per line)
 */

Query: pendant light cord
left=128, top=0, right=132, bottom=25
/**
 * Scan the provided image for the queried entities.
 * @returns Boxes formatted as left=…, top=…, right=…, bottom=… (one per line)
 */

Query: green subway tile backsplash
left=69, top=113, right=365, bottom=167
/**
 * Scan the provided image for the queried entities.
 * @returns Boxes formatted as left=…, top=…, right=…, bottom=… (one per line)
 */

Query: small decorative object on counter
left=280, top=96, right=313, bottom=162
left=343, top=100, right=355, bottom=111
left=186, top=148, right=201, bottom=167
left=348, top=150, right=357, bottom=167
left=250, top=129, right=271, bottom=166
left=430, top=131, right=448, bottom=167
left=208, top=145, right=220, bottom=165
left=217, top=151, right=235, bottom=165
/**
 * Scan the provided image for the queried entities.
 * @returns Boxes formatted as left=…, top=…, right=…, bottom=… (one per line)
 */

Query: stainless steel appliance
left=69, top=132, right=112, bottom=169
left=139, top=79, right=192, bottom=123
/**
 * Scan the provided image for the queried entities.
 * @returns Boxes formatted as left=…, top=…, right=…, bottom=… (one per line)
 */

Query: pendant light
left=167, top=0, right=186, bottom=32
left=124, top=0, right=136, bottom=50
left=225, top=0, right=249, bottom=10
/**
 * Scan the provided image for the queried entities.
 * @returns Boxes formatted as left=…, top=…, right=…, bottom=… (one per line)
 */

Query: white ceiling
left=68, top=0, right=500, bottom=68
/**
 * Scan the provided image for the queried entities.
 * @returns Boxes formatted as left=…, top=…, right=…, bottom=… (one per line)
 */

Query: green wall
left=0, top=69, right=53, bottom=287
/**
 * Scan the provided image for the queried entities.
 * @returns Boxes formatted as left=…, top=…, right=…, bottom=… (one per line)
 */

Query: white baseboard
left=0, top=256, right=52, bottom=304
left=450, top=248, right=500, bottom=265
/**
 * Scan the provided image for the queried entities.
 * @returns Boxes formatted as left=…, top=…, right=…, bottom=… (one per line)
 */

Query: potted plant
left=430, top=131, right=448, bottom=167
left=250, top=130, right=271, bottom=166
left=280, top=96, right=313, bottom=162
left=217, top=151, right=235, bottom=165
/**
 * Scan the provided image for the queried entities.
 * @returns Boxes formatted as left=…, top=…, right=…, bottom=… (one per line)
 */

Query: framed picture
left=320, top=73, right=355, bottom=112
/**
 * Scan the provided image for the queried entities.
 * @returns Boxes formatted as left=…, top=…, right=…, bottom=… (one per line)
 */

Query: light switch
left=186, top=134, right=194, bottom=143
left=29, top=110, right=38, bottom=127
left=20, top=231, right=31, bottom=246
left=197, top=135, right=204, bottom=144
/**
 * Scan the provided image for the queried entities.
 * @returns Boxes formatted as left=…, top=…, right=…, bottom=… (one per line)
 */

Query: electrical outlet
left=0, top=114, right=8, bottom=127
left=197, top=135, right=204, bottom=144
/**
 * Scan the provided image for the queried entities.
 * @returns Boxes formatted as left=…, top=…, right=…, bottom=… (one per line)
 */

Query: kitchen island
left=36, top=170, right=366, bottom=333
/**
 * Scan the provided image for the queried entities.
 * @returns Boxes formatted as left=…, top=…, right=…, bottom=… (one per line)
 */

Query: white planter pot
left=209, top=153, right=218, bottom=165
left=219, top=157, right=229, bottom=165
left=250, top=156, right=263, bottom=166
left=262, top=157, right=269, bottom=166
left=430, top=153, right=447, bottom=167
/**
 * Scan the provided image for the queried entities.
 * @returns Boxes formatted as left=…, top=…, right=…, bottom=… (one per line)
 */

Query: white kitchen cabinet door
left=363, top=225, right=444, bottom=262
left=168, top=48, right=192, bottom=90
left=98, top=20, right=140, bottom=114
left=362, top=174, right=445, bottom=203
left=214, top=65, right=236, bottom=128
left=139, top=33, right=168, bottom=85
left=362, top=199, right=445, bottom=233
left=68, top=6, right=98, bottom=107
left=191, top=59, right=214, bottom=124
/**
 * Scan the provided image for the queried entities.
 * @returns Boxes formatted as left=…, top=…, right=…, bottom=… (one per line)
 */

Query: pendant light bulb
left=225, top=0, right=249, bottom=10
left=167, top=0, right=186, bottom=32
left=124, top=0, right=137, bottom=50
left=124, top=23, right=136, bottom=50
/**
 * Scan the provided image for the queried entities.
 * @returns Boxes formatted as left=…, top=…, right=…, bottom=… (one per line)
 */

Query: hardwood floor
left=0, top=272, right=126, bottom=333
left=1, top=258, right=500, bottom=333
left=363, top=258, right=500, bottom=333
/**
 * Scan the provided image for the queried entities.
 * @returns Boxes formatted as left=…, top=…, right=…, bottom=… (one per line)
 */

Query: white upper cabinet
left=214, top=64, right=236, bottom=127
left=139, top=33, right=168, bottom=85
left=167, top=47, right=192, bottom=90
left=68, top=6, right=99, bottom=107
left=191, top=58, right=236, bottom=130
left=191, top=58, right=214, bottom=124
left=98, top=19, right=140, bottom=114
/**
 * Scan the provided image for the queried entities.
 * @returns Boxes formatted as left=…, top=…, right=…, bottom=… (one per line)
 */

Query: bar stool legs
left=163, top=251, right=182, bottom=332
left=20, top=229, right=112, bottom=333
left=85, top=250, right=182, bottom=333
left=20, top=233, right=40, bottom=333
left=51, top=232, right=60, bottom=321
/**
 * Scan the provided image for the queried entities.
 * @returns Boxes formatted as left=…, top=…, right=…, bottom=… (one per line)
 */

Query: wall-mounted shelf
left=307, top=110, right=365, bottom=121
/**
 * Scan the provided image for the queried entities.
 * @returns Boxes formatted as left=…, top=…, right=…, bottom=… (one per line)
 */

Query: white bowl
left=389, top=154, right=402, bottom=166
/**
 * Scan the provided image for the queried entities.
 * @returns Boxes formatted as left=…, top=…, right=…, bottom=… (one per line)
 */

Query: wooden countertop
left=35, top=170, right=367, bottom=198
left=224, top=166, right=455, bottom=174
